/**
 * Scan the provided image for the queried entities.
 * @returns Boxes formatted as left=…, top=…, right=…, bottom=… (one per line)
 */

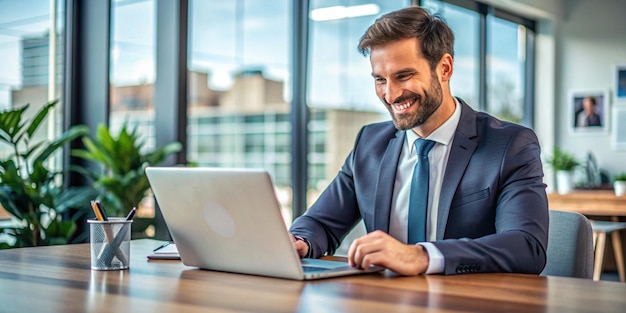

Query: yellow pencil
left=91, top=201, right=104, bottom=221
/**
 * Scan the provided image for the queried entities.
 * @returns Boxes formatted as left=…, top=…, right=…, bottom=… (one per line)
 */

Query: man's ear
left=439, top=53, right=453, bottom=83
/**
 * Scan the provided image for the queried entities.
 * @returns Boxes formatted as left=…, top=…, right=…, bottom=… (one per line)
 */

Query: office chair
left=541, top=210, right=594, bottom=279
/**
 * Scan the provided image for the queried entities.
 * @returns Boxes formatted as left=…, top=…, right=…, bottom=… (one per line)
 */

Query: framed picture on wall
left=615, top=64, right=626, bottom=103
left=569, top=89, right=609, bottom=134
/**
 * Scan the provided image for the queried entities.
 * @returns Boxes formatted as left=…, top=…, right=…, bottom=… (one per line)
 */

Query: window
left=108, top=0, right=157, bottom=225
left=0, top=0, right=65, bottom=160
left=109, top=0, right=156, bottom=149
left=187, top=0, right=292, bottom=222
left=422, top=0, right=535, bottom=125
left=487, top=15, right=528, bottom=124
left=307, top=0, right=409, bottom=206
left=421, top=1, right=480, bottom=109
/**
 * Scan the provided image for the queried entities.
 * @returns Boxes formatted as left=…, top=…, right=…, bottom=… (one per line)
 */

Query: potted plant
left=72, top=123, right=181, bottom=238
left=0, top=101, right=96, bottom=248
left=613, top=173, right=626, bottom=197
left=545, top=147, right=579, bottom=194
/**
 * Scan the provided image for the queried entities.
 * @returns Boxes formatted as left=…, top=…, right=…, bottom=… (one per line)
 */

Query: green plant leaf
left=26, top=100, right=57, bottom=139
left=54, top=186, right=98, bottom=214
left=0, top=185, right=26, bottom=219
left=44, top=220, right=76, bottom=245
left=0, top=101, right=93, bottom=248
left=613, top=173, right=626, bottom=182
left=69, top=123, right=181, bottom=218
left=29, top=160, right=53, bottom=187
left=145, top=142, right=182, bottom=165
left=67, top=163, right=100, bottom=182
left=34, top=125, right=89, bottom=165
left=96, top=124, right=124, bottom=173
left=23, top=141, right=46, bottom=160
left=75, top=136, right=114, bottom=166
left=0, top=104, right=29, bottom=145
left=546, top=147, right=579, bottom=171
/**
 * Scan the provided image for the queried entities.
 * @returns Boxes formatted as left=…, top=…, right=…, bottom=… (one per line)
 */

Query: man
left=576, top=96, right=601, bottom=127
left=290, top=6, right=548, bottom=276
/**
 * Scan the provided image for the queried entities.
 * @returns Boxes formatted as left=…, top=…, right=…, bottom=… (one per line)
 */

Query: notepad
left=147, top=243, right=180, bottom=260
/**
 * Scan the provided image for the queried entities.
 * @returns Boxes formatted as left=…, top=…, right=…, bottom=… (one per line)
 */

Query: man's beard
left=385, top=74, right=443, bottom=131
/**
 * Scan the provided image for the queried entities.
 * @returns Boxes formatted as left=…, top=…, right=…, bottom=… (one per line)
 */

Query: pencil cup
left=88, top=218, right=133, bottom=270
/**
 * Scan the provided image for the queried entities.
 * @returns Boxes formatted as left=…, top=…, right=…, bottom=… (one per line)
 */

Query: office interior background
left=0, top=0, right=625, bottom=240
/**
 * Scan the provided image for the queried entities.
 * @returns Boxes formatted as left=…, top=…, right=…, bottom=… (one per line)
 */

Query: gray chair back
left=541, top=210, right=594, bottom=279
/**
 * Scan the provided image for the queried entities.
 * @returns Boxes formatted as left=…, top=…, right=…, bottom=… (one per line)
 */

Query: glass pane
left=307, top=0, right=408, bottom=207
left=423, top=0, right=480, bottom=110
left=187, top=0, right=292, bottom=223
left=110, top=0, right=156, bottom=147
left=487, top=15, right=526, bottom=123
left=0, top=0, right=65, bottom=219
left=109, top=0, right=156, bottom=222
left=0, top=0, right=65, bottom=150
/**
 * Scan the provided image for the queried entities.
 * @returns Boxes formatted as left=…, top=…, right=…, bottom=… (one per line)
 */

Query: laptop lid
left=145, top=167, right=382, bottom=280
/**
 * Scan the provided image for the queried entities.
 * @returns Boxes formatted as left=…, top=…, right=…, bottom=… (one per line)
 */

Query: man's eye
left=398, top=73, right=413, bottom=80
left=374, top=78, right=386, bottom=84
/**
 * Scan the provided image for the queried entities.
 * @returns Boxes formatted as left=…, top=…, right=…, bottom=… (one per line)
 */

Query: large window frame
left=421, top=0, right=535, bottom=126
left=64, top=0, right=536, bottom=239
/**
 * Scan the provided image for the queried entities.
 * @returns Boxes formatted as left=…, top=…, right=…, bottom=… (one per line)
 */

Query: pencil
left=91, top=201, right=104, bottom=221
left=94, top=201, right=109, bottom=221
left=126, top=207, right=137, bottom=221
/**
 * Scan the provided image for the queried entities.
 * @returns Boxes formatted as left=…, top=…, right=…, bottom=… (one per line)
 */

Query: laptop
left=145, top=167, right=384, bottom=280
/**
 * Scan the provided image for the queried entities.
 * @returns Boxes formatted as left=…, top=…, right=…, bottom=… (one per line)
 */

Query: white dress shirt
left=388, top=99, right=461, bottom=274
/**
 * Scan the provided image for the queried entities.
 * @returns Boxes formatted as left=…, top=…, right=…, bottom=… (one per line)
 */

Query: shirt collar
left=406, top=98, right=462, bottom=153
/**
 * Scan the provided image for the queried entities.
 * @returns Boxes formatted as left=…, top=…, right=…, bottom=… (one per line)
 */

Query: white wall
left=481, top=0, right=626, bottom=189
left=557, top=0, right=626, bottom=179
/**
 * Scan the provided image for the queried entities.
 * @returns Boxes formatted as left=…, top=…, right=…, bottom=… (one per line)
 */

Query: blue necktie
left=408, top=139, right=436, bottom=244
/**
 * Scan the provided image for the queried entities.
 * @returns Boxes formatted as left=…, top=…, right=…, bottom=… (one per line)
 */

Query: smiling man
left=290, top=6, right=549, bottom=275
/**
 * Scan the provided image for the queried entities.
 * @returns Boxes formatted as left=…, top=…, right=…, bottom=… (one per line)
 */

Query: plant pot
left=614, top=181, right=626, bottom=197
left=556, top=170, right=574, bottom=195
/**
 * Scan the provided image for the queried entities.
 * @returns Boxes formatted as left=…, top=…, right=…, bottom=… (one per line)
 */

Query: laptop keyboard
left=302, top=265, right=333, bottom=273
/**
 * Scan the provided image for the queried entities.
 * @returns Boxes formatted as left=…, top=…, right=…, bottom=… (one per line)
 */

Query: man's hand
left=290, top=234, right=309, bottom=258
left=347, top=230, right=429, bottom=275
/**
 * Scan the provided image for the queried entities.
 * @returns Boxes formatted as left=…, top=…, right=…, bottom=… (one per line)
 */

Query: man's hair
left=357, top=6, right=454, bottom=71
left=586, top=96, right=597, bottom=106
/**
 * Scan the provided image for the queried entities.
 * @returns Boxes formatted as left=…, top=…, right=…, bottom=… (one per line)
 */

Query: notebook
left=145, top=167, right=384, bottom=280
left=147, top=242, right=180, bottom=260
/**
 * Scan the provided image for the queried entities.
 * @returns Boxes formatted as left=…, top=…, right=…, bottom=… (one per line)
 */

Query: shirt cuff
left=294, top=236, right=312, bottom=258
left=418, top=242, right=444, bottom=274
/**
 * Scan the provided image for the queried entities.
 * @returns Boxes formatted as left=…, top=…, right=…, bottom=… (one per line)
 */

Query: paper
left=147, top=243, right=180, bottom=260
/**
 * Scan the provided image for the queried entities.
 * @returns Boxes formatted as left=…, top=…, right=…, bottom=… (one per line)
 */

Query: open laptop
left=145, top=167, right=384, bottom=280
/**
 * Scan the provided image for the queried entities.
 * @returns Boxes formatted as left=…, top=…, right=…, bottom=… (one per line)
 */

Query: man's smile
left=390, top=98, right=417, bottom=113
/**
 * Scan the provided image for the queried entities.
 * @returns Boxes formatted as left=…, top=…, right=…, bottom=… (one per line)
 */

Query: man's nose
left=385, top=81, right=402, bottom=104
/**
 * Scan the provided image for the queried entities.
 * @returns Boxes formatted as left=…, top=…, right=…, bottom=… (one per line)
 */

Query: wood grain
left=0, top=239, right=625, bottom=312
left=548, top=190, right=626, bottom=216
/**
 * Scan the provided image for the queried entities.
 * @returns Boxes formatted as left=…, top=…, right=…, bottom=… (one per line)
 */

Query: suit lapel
left=436, top=99, right=478, bottom=240
left=373, top=130, right=404, bottom=232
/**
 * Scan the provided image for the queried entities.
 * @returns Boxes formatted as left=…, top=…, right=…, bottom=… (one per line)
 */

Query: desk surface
left=1, top=239, right=625, bottom=313
left=548, top=190, right=626, bottom=216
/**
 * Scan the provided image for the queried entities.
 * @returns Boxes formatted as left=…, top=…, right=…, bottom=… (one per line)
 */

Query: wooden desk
left=548, top=190, right=626, bottom=217
left=1, top=239, right=625, bottom=312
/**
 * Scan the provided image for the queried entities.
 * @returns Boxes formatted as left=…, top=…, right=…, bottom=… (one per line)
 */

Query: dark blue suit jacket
left=290, top=99, right=549, bottom=275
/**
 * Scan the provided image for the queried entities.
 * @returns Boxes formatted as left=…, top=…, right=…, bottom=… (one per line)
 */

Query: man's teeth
left=393, top=101, right=412, bottom=110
